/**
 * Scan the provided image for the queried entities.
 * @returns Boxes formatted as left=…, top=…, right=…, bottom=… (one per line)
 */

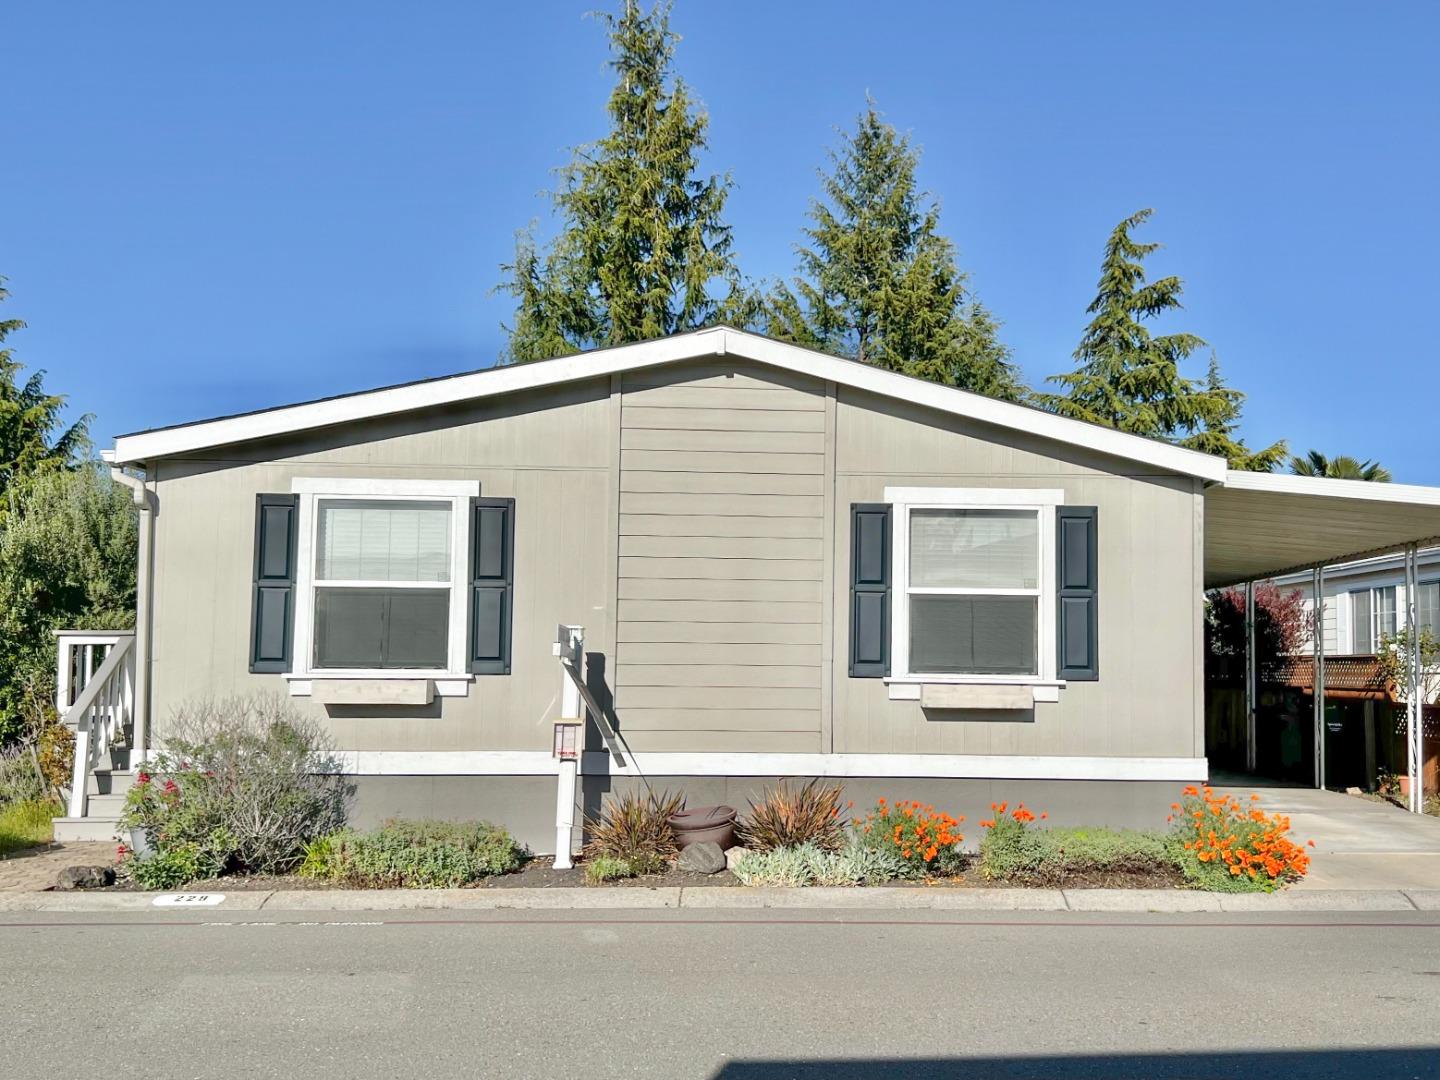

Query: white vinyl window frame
left=286, top=478, right=480, bottom=695
left=884, top=487, right=1064, bottom=687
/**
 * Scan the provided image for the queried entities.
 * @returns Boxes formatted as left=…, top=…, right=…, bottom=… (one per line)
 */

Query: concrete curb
left=0, top=886, right=1432, bottom=914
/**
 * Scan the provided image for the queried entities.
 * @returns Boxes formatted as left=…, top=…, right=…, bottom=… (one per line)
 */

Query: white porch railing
left=60, top=632, right=137, bottom=819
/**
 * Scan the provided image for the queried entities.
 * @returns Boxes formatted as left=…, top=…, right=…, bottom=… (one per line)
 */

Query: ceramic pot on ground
left=668, top=805, right=737, bottom=850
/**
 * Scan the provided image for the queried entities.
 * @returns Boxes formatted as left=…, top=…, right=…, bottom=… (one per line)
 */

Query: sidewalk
left=2, top=885, right=1438, bottom=914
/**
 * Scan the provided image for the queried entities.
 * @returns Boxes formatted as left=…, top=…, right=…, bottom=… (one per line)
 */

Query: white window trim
left=884, top=487, right=1064, bottom=688
left=286, top=478, right=480, bottom=694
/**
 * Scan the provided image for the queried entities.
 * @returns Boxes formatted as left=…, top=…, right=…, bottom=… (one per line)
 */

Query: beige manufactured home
left=59, top=328, right=1440, bottom=848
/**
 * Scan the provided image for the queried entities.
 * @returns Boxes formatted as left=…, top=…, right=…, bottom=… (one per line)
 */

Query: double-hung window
left=289, top=479, right=479, bottom=685
left=887, top=488, right=1061, bottom=683
left=1419, top=581, right=1439, bottom=638
left=313, top=499, right=453, bottom=670
left=1350, top=585, right=1397, bottom=654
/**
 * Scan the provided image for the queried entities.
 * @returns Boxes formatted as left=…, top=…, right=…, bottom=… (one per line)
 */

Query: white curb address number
left=152, top=893, right=226, bottom=907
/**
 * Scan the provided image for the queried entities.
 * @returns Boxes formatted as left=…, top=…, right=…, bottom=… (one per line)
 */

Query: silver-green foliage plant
left=584, top=855, right=636, bottom=885
left=120, top=696, right=348, bottom=883
left=732, top=840, right=907, bottom=887
left=316, top=819, right=525, bottom=888
left=0, top=742, right=46, bottom=805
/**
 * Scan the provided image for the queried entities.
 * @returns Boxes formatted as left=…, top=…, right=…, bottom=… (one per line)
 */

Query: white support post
left=552, top=625, right=584, bottom=868
left=1313, top=567, right=1326, bottom=789
left=1405, top=545, right=1423, bottom=813
left=1244, top=581, right=1257, bottom=773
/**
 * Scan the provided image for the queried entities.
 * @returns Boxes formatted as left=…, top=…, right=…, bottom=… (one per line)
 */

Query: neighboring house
left=1259, top=551, right=1440, bottom=791
left=1279, top=549, right=1440, bottom=657
left=54, top=328, right=1440, bottom=847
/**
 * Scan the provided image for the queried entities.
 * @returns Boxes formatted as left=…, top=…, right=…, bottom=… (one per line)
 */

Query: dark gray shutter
left=468, top=497, right=514, bottom=675
left=849, top=503, right=891, bottom=678
left=250, top=494, right=298, bottom=673
left=1056, top=506, right=1099, bottom=681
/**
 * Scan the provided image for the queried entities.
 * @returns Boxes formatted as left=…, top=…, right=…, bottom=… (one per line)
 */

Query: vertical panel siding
left=614, top=363, right=828, bottom=751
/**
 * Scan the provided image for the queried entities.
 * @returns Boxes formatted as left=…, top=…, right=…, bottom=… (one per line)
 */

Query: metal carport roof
left=1204, top=471, right=1440, bottom=588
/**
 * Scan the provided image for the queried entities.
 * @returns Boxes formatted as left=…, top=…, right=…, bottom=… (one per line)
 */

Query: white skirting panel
left=328, top=751, right=1207, bottom=783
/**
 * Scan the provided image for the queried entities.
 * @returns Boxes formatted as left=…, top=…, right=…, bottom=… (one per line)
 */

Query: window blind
left=316, top=500, right=451, bottom=582
left=909, top=509, right=1038, bottom=590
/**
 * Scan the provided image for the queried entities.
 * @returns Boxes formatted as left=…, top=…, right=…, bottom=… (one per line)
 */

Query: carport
left=1205, top=472, right=1440, bottom=812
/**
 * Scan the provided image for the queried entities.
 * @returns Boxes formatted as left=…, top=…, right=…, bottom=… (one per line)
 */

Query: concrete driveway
left=1228, top=782, right=1440, bottom=890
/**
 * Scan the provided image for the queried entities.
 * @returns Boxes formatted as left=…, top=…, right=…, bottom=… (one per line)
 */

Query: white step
left=88, top=770, right=135, bottom=798
left=53, top=816, right=122, bottom=843
left=85, top=793, right=128, bottom=816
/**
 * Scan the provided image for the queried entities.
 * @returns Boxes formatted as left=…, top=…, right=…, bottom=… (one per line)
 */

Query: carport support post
left=1312, top=567, right=1327, bottom=789
left=1405, top=544, right=1423, bottom=814
left=1244, top=581, right=1257, bottom=773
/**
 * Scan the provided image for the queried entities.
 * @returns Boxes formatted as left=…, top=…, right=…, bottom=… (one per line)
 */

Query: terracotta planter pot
left=669, top=805, right=737, bottom=850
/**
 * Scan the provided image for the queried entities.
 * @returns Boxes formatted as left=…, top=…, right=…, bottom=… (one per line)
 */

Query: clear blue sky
left=8, top=2, right=1438, bottom=479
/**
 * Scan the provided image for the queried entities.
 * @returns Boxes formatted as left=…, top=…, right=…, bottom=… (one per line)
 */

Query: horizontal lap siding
left=616, top=364, right=828, bottom=752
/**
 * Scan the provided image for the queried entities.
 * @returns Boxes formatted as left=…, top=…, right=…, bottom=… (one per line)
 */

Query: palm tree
left=1289, top=450, right=1393, bottom=483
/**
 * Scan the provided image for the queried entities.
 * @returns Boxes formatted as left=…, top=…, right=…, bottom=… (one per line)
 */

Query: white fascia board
left=732, top=333, right=1229, bottom=482
left=109, top=326, right=1227, bottom=481
left=324, top=749, right=1208, bottom=782
left=1220, top=470, right=1440, bottom=507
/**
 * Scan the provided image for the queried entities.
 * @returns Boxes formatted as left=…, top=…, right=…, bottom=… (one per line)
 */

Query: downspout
left=108, top=463, right=154, bottom=767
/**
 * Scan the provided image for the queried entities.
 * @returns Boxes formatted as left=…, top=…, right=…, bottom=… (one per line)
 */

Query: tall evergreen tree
left=1037, top=209, right=1280, bottom=468
left=0, top=276, right=88, bottom=507
left=499, top=1, right=745, bottom=362
left=765, top=105, right=1026, bottom=401
left=1178, top=357, right=1287, bottom=472
left=1289, top=450, right=1392, bottom=482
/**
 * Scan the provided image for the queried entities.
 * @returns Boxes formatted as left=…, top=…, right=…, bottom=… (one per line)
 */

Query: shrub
left=0, top=797, right=61, bottom=855
left=316, top=819, right=524, bottom=888
left=126, top=841, right=214, bottom=891
left=584, top=855, right=635, bottom=885
left=738, top=779, right=847, bottom=853
left=853, top=798, right=966, bottom=876
left=732, top=840, right=908, bottom=887
left=119, top=696, right=348, bottom=883
left=979, top=803, right=1169, bottom=883
left=584, top=789, right=684, bottom=873
left=1167, top=786, right=1312, bottom=892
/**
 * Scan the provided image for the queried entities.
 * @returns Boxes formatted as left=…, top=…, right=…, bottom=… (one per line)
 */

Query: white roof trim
left=1221, top=470, right=1440, bottom=507
left=110, top=326, right=1228, bottom=480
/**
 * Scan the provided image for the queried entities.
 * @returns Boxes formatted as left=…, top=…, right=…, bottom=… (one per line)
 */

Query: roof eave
left=109, top=327, right=1228, bottom=481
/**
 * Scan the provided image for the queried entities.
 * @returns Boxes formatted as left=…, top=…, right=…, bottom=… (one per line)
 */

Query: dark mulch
left=88, top=856, right=740, bottom=891
left=84, top=855, right=1184, bottom=892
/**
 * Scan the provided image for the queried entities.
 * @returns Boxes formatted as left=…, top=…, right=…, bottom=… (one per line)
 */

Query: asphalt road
left=4, top=909, right=1440, bottom=1079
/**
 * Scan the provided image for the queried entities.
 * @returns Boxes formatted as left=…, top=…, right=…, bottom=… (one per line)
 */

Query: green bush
left=0, top=797, right=60, bottom=855
left=119, top=696, right=348, bottom=885
left=980, top=819, right=1170, bottom=884
left=584, top=855, right=635, bottom=885
left=126, top=842, right=215, bottom=890
left=316, top=819, right=525, bottom=888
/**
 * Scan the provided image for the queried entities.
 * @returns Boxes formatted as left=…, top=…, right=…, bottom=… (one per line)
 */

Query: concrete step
left=88, top=769, right=135, bottom=797
left=84, top=793, right=128, bottom=817
left=53, top=816, right=122, bottom=843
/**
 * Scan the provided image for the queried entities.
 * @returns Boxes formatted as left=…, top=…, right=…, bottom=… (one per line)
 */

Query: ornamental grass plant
left=737, top=779, right=848, bottom=853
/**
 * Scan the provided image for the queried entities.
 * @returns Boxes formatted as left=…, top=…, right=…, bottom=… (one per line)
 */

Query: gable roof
left=109, top=326, right=1229, bottom=480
